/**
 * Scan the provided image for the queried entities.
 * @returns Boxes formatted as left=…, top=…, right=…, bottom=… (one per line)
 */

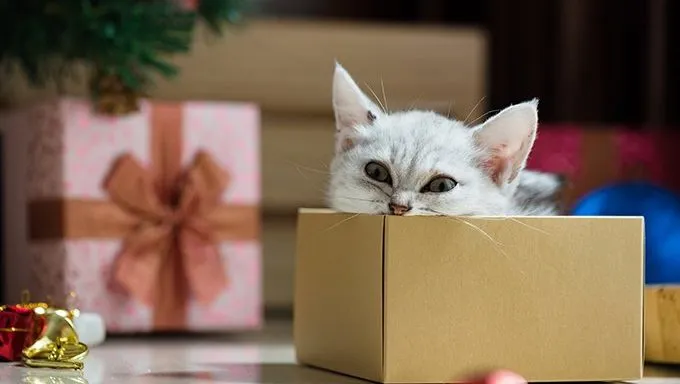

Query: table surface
left=1, top=321, right=679, bottom=384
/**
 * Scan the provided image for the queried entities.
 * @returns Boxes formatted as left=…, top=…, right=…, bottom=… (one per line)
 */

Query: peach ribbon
left=28, top=103, right=259, bottom=330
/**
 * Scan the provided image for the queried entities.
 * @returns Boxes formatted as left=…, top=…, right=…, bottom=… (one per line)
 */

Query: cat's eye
left=422, top=177, right=457, bottom=193
left=364, top=161, right=392, bottom=185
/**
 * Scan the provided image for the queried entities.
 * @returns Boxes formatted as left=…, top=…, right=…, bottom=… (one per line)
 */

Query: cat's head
left=327, top=63, right=540, bottom=216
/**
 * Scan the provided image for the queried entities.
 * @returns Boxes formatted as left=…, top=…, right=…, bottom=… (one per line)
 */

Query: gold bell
left=22, top=309, right=89, bottom=370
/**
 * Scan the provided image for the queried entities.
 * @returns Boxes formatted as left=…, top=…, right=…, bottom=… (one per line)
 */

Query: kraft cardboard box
left=294, top=209, right=644, bottom=383
left=645, top=285, right=680, bottom=364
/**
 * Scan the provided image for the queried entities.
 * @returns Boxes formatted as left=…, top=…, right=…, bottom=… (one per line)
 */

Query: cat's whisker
left=407, top=93, right=425, bottom=111
left=420, top=209, right=507, bottom=252
left=323, top=213, right=362, bottom=232
left=464, top=96, right=486, bottom=124
left=446, top=100, right=455, bottom=119
left=421, top=207, right=471, bottom=217
left=333, top=196, right=383, bottom=203
left=286, top=160, right=331, bottom=175
left=418, top=212, right=542, bottom=272
left=287, top=162, right=384, bottom=208
left=290, top=163, right=332, bottom=198
left=466, top=216, right=552, bottom=236
left=454, top=217, right=528, bottom=277
left=421, top=212, right=532, bottom=277
left=380, top=77, right=389, bottom=113
left=364, top=82, right=387, bottom=113
left=291, top=164, right=329, bottom=184
left=451, top=217, right=504, bottom=248
left=506, top=217, right=552, bottom=236
left=467, top=108, right=500, bottom=126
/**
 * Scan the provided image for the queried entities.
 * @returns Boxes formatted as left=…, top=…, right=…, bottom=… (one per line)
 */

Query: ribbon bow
left=105, top=151, right=231, bottom=329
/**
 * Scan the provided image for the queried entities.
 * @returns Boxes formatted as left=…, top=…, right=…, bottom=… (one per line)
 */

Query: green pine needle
left=0, top=0, right=248, bottom=97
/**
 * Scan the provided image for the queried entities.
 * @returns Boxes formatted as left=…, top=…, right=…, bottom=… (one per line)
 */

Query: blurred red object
left=464, top=370, right=527, bottom=384
left=527, top=124, right=680, bottom=211
left=176, top=0, right=198, bottom=10
left=0, top=305, right=43, bottom=361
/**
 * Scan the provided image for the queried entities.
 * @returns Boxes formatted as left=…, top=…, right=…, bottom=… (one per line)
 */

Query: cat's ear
left=332, top=62, right=383, bottom=151
left=473, top=99, right=538, bottom=185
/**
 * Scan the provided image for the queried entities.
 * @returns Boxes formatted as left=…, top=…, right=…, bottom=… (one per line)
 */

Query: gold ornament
left=21, top=292, right=89, bottom=370
left=22, top=310, right=89, bottom=370
left=90, top=70, right=141, bottom=116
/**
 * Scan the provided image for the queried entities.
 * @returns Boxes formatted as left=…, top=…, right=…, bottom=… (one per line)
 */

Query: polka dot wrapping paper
left=1, top=98, right=262, bottom=333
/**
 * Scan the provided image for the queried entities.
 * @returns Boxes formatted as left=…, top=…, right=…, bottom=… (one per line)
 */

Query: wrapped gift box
left=0, top=98, right=261, bottom=332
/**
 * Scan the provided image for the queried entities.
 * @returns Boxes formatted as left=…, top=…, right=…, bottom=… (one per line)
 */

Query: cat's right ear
left=472, top=99, right=539, bottom=185
left=332, top=62, right=383, bottom=152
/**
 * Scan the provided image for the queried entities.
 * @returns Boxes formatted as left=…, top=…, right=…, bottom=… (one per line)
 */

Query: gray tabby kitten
left=327, top=63, right=564, bottom=216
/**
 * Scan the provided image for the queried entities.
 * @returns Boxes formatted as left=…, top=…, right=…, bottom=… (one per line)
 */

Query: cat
left=327, top=63, right=564, bottom=216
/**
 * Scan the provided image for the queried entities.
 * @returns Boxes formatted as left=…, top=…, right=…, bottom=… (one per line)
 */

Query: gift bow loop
left=106, top=150, right=229, bottom=316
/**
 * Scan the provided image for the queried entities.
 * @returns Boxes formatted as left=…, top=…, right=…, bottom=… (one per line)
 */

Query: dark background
left=256, top=0, right=677, bottom=126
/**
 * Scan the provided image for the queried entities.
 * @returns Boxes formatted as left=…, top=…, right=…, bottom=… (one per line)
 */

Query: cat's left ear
left=332, top=62, right=383, bottom=152
left=473, top=99, right=538, bottom=185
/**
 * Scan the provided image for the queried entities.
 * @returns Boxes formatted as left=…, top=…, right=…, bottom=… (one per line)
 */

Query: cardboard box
left=645, top=285, right=680, bottom=364
left=294, top=209, right=644, bottom=383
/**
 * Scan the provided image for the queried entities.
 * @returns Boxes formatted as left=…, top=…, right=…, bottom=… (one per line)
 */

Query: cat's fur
left=515, top=170, right=565, bottom=215
left=327, top=63, right=564, bottom=216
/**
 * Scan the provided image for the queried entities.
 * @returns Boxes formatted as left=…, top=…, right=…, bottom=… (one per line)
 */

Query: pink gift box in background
left=1, top=98, right=262, bottom=333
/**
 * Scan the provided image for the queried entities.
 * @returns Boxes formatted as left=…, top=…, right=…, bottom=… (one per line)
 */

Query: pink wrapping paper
left=4, top=98, right=261, bottom=332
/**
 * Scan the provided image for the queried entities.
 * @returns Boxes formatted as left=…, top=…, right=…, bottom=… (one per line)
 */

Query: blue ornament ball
left=572, top=181, right=680, bottom=285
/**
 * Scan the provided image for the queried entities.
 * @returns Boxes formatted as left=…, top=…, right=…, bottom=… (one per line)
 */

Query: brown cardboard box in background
left=294, top=209, right=644, bottom=383
left=645, top=286, right=680, bottom=364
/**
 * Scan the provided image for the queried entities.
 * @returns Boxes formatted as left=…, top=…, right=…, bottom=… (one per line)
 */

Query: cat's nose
left=388, top=203, right=411, bottom=216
